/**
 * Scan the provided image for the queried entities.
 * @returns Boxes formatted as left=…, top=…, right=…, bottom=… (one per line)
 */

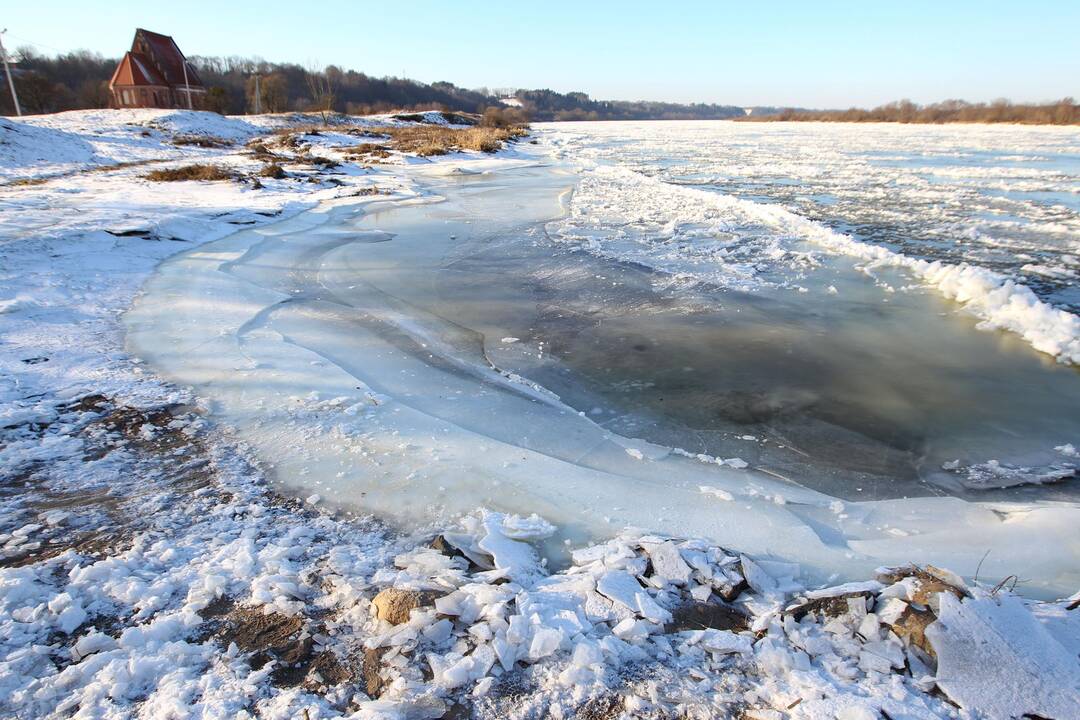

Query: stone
left=371, top=587, right=443, bottom=625
left=889, top=605, right=937, bottom=657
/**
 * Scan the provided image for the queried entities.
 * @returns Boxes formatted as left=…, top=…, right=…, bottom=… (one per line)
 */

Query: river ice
left=125, top=132, right=1080, bottom=598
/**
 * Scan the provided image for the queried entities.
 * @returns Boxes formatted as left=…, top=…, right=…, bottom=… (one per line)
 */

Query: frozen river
left=125, top=123, right=1080, bottom=596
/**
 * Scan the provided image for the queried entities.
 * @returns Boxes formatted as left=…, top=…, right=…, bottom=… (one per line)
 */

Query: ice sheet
left=126, top=162, right=1080, bottom=598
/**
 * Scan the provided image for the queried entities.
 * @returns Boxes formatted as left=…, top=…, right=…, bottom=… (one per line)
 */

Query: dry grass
left=258, top=163, right=287, bottom=179
left=301, top=155, right=340, bottom=169
left=343, top=142, right=392, bottom=161
left=372, top=124, right=528, bottom=156
left=7, top=177, right=48, bottom=186
left=171, top=135, right=233, bottom=148
left=144, top=164, right=237, bottom=182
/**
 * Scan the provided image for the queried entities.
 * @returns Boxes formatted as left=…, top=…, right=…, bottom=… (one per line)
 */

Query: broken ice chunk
left=646, top=541, right=693, bottom=585
left=528, top=627, right=564, bottom=660
left=596, top=570, right=644, bottom=611
left=612, top=618, right=653, bottom=643
left=634, top=591, right=672, bottom=624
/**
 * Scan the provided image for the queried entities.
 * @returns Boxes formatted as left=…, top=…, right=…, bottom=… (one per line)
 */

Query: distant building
left=109, top=29, right=205, bottom=109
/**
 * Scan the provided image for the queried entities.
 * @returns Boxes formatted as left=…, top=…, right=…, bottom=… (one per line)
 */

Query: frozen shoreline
left=124, top=132, right=1080, bottom=599
left=2, top=111, right=1079, bottom=719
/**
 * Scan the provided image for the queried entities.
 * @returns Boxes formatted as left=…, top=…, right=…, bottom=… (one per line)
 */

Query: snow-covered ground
left=1, top=110, right=1078, bottom=719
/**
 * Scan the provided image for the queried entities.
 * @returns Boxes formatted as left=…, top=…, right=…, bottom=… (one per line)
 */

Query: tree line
left=0, top=47, right=745, bottom=121
left=514, top=89, right=745, bottom=121
left=740, top=98, right=1079, bottom=125
left=3, top=48, right=1076, bottom=126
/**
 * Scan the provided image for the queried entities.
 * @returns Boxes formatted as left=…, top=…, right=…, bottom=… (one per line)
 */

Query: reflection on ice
left=125, top=152, right=1080, bottom=598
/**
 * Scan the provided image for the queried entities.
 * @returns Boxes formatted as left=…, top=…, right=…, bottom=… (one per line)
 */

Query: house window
left=122, top=90, right=133, bottom=105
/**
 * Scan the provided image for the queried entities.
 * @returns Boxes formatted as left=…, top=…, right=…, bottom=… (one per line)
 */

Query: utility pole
left=254, top=73, right=261, bottom=114
left=0, top=29, right=22, bottom=117
left=181, top=57, right=193, bottom=109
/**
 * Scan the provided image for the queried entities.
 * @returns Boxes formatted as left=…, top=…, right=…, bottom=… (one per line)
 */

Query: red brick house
left=109, top=29, right=205, bottom=109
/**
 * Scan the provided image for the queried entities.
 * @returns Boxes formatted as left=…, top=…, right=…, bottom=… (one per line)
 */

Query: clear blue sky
left=4, top=1, right=1078, bottom=107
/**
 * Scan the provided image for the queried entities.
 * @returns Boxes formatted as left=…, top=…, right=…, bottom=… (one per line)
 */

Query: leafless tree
left=305, top=65, right=336, bottom=124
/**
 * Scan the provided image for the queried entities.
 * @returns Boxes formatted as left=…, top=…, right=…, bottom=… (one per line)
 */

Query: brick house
left=109, top=29, right=205, bottom=109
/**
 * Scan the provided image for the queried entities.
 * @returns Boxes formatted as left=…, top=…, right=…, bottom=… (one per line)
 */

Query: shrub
left=144, top=164, right=236, bottom=182
left=304, top=155, right=340, bottom=168
left=258, top=164, right=286, bottom=179
left=481, top=106, right=529, bottom=128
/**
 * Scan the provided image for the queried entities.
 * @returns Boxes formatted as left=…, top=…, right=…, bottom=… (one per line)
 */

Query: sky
left=4, top=0, right=1079, bottom=108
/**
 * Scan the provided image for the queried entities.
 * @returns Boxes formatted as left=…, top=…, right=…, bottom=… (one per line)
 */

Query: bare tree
left=305, top=65, right=336, bottom=124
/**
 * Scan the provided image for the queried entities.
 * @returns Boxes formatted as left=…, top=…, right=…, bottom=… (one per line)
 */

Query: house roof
left=110, top=52, right=168, bottom=88
left=133, top=28, right=204, bottom=88
left=110, top=28, right=205, bottom=91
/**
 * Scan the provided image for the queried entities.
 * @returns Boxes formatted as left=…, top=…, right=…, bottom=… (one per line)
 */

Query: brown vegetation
left=742, top=98, right=1079, bottom=125
left=258, top=164, right=287, bottom=179
left=345, top=143, right=392, bottom=160
left=144, top=164, right=237, bottom=182
left=372, top=124, right=528, bottom=156
left=7, top=177, right=49, bottom=187
left=171, top=134, right=233, bottom=148
left=480, top=106, right=528, bottom=128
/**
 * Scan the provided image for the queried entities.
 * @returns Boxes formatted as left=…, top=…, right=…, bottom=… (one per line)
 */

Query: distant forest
left=3, top=48, right=1075, bottom=125
left=740, top=98, right=1079, bottom=125
left=0, top=48, right=748, bottom=121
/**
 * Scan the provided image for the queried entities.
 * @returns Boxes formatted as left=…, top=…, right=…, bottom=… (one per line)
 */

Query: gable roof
left=129, top=28, right=204, bottom=89
left=110, top=51, right=168, bottom=87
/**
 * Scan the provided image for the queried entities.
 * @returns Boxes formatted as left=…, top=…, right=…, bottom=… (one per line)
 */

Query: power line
left=3, top=32, right=66, bottom=55
left=0, top=29, right=23, bottom=117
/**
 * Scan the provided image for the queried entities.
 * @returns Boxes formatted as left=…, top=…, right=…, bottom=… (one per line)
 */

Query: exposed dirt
left=784, top=592, right=873, bottom=621
left=669, top=600, right=749, bottom=632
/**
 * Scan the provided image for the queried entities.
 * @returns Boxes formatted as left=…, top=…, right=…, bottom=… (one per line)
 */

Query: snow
left=927, top=591, right=1080, bottom=719
left=1, top=109, right=1078, bottom=719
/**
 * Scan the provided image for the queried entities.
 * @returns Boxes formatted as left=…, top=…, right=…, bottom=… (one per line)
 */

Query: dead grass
left=7, top=177, right=48, bottom=186
left=303, top=155, right=340, bottom=169
left=258, top=163, right=287, bottom=179
left=345, top=142, right=392, bottom=159
left=144, top=164, right=237, bottom=182
left=171, top=135, right=233, bottom=148
left=246, top=141, right=282, bottom=162
left=372, top=124, right=528, bottom=156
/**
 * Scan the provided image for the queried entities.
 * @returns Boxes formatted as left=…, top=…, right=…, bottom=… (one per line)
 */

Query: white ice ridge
left=552, top=161, right=1080, bottom=365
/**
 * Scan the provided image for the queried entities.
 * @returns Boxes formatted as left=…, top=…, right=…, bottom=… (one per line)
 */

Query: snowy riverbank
left=1, top=110, right=1078, bottom=719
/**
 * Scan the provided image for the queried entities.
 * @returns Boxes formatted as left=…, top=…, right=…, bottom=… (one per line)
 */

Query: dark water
left=351, top=164, right=1080, bottom=502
